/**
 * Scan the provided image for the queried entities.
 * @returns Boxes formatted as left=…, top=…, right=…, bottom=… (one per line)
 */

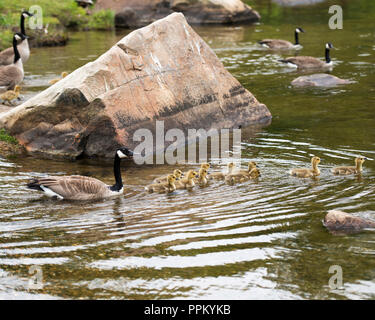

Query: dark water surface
left=0, top=0, right=374, bottom=299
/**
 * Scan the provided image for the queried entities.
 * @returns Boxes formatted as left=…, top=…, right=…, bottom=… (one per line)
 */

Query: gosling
left=0, top=85, right=21, bottom=105
left=290, top=156, right=321, bottom=178
left=145, top=174, right=176, bottom=193
left=196, top=167, right=209, bottom=186
left=183, top=163, right=210, bottom=177
left=208, top=162, right=235, bottom=180
left=176, top=170, right=198, bottom=190
left=49, top=71, right=68, bottom=85
left=226, top=166, right=261, bottom=184
left=331, top=157, right=367, bottom=175
left=154, top=169, right=183, bottom=183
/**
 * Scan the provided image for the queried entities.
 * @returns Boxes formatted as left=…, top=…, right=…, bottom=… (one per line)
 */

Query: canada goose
left=208, top=162, right=235, bottom=180
left=279, top=43, right=334, bottom=69
left=0, top=85, right=21, bottom=105
left=196, top=168, right=209, bottom=186
left=225, top=162, right=260, bottom=183
left=290, top=156, right=321, bottom=178
left=331, top=157, right=367, bottom=175
left=258, top=27, right=305, bottom=50
left=27, top=147, right=134, bottom=200
left=145, top=174, right=176, bottom=193
left=49, top=72, right=69, bottom=85
left=153, top=169, right=183, bottom=183
left=0, top=11, right=33, bottom=66
left=0, top=33, right=24, bottom=90
left=176, top=170, right=198, bottom=190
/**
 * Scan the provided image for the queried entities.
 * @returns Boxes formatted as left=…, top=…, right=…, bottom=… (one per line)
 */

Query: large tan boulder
left=0, top=13, right=271, bottom=160
left=323, top=210, right=375, bottom=233
left=95, top=0, right=260, bottom=28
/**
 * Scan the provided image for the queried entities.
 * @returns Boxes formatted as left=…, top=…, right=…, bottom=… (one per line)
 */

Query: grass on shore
left=0, top=129, right=18, bottom=145
left=0, top=0, right=114, bottom=50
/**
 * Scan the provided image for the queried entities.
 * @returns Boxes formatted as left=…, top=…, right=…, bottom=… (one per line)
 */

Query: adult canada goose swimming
left=279, top=43, right=334, bottom=70
left=0, top=85, right=21, bottom=105
left=145, top=174, right=177, bottom=193
left=331, top=157, right=367, bottom=175
left=0, top=11, right=33, bottom=66
left=258, top=27, right=305, bottom=50
left=153, top=169, right=183, bottom=184
left=49, top=71, right=69, bottom=85
left=290, top=156, right=321, bottom=178
left=0, top=33, right=25, bottom=90
left=27, top=147, right=134, bottom=200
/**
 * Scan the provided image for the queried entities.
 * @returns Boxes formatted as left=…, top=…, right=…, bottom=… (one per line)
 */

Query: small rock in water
left=291, top=73, right=354, bottom=87
left=323, top=210, right=375, bottom=234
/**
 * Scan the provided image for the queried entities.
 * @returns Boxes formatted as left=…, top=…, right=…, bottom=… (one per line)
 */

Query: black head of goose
left=279, top=42, right=334, bottom=70
left=258, top=27, right=305, bottom=50
left=0, top=11, right=33, bottom=66
left=0, top=33, right=25, bottom=90
left=27, top=147, right=134, bottom=201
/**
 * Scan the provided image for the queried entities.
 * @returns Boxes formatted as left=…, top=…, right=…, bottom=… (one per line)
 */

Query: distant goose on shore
left=27, top=148, right=134, bottom=200
left=0, top=11, right=33, bottom=66
left=258, top=27, right=305, bottom=50
left=0, top=33, right=25, bottom=90
left=279, top=43, right=334, bottom=70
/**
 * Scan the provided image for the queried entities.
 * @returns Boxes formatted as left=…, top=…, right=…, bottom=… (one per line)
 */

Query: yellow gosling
left=49, top=71, right=68, bottom=85
left=331, top=157, right=366, bottom=175
left=0, top=85, right=21, bottom=105
left=290, top=156, right=321, bottom=178
left=196, top=167, right=209, bottom=186
left=226, top=167, right=261, bottom=184
left=208, top=162, right=235, bottom=180
left=176, top=170, right=198, bottom=190
left=154, top=169, right=183, bottom=183
left=145, top=174, right=176, bottom=193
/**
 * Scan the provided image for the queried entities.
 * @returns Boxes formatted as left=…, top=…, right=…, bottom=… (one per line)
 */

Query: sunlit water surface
left=0, top=0, right=375, bottom=299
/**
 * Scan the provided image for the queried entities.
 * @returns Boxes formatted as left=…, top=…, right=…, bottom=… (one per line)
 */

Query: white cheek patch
left=117, top=150, right=127, bottom=158
left=15, top=35, right=21, bottom=41
left=40, top=185, right=64, bottom=199
left=296, top=28, right=300, bottom=33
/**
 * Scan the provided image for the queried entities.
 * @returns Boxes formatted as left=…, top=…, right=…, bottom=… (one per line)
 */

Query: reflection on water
left=0, top=0, right=375, bottom=299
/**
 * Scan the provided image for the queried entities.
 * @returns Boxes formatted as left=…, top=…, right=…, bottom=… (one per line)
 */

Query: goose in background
left=279, top=43, right=334, bottom=70
left=290, top=156, right=321, bottom=178
left=0, top=11, right=33, bottom=66
left=27, top=148, right=134, bottom=200
left=332, top=157, right=367, bottom=175
left=258, top=27, right=305, bottom=50
left=0, top=33, right=24, bottom=90
left=49, top=71, right=69, bottom=85
left=0, top=85, right=21, bottom=105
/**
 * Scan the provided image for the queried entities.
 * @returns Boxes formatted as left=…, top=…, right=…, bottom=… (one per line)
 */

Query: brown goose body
left=259, top=39, right=295, bottom=50
left=290, top=156, right=321, bottom=178
left=332, top=157, right=366, bottom=175
left=27, top=148, right=133, bottom=200
left=323, top=210, right=375, bottom=233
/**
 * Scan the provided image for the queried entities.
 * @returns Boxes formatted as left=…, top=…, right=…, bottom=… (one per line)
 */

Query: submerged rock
left=291, top=74, right=354, bottom=87
left=96, top=0, right=260, bottom=28
left=323, top=210, right=375, bottom=234
left=0, top=13, right=271, bottom=160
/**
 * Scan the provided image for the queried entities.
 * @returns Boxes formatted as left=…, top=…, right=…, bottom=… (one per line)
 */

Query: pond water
left=0, top=0, right=375, bottom=299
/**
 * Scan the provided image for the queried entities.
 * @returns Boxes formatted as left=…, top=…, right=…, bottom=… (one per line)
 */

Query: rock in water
left=95, top=0, right=260, bottom=28
left=0, top=13, right=271, bottom=160
left=291, top=74, right=354, bottom=87
left=323, top=210, right=375, bottom=233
